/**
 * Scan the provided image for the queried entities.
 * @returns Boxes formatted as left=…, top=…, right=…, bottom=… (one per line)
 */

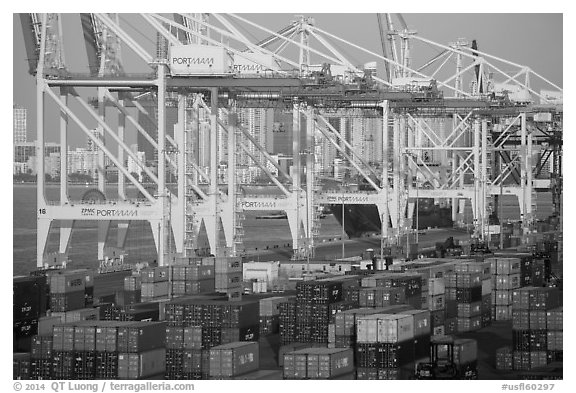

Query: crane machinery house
left=169, top=44, right=234, bottom=76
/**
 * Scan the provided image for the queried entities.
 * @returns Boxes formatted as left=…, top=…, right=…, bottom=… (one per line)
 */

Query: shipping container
left=214, top=257, right=243, bottom=274
left=124, top=275, right=142, bottom=291
left=496, top=346, right=513, bottom=371
left=117, top=321, right=166, bottom=353
left=356, top=315, right=379, bottom=343
left=427, top=294, right=445, bottom=311
left=30, top=335, right=53, bottom=360
left=377, top=314, right=415, bottom=343
left=49, top=270, right=89, bottom=294
left=209, top=341, right=259, bottom=377
left=512, top=287, right=561, bottom=310
left=13, top=353, right=31, bottom=380
left=14, top=276, right=47, bottom=320
left=402, top=309, right=431, bottom=337
left=457, top=302, right=482, bottom=318
left=434, top=336, right=477, bottom=365
left=456, top=316, right=482, bottom=332
left=50, top=290, right=86, bottom=312
left=546, top=308, right=563, bottom=331
left=495, top=305, right=512, bottom=321
left=140, top=267, right=170, bottom=283
left=428, top=278, right=445, bottom=296
left=496, top=274, right=521, bottom=290
left=118, top=348, right=166, bottom=379
left=259, top=296, right=291, bottom=317
left=546, top=331, right=562, bottom=351
left=95, top=350, right=119, bottom=379
left=141, top=282, right=170, bottom=298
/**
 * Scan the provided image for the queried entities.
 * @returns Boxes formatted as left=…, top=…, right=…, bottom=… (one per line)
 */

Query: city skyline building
left=13, top=105, right=27, bottom=143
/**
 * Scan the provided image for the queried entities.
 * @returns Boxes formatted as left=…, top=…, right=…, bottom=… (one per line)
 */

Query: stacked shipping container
left=116, top=275, right=142, bottom=306
left=164, top=296, right=259, bottom=379
left=361, top=272, right=423, bottom=309
left=509, top=287, right=562, bottom=371
left=214, top=257, right=243, bottom=299
left=291, top=277, right=357, bottom=344
left=445, top=269, right=483, bottom=333
left=141, top=267, right=170, bottom=301
left=170, top=263, right=215, bottom=297
left=209, top=342, right=260, bottom=379
left=259, top=296, right=289, bottom=337
left=14, top=275, right=48, bottom=352
left=489, top=258, right=522, bottom=321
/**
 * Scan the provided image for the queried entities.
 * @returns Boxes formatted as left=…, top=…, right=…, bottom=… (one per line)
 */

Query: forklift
left=415, top=336, right=478, bottom=380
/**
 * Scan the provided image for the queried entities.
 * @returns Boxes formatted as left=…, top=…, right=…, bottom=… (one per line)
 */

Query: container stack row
left=18, top=320, right=166, bottom=380
left=163, top=296, right=260, bottom=379
left=415, top=261, right=459, bottom=336
left=283, top=347, right=354, bottom=379
left=330, top=305, right=412, bottom=349
left=360, top=272, right=423, bottom=309
left=289, top=277, right=357, bottom=344
left=99, top=301, right=162, bottom=322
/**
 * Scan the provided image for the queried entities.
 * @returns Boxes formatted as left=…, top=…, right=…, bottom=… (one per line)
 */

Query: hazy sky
left=12, top=13, right=562, bottom=148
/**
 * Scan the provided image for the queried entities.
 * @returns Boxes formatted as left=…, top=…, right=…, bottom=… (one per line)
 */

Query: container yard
left=13, top=242, right=563, bottom=380
left=12, top=12, right=562, bottom=383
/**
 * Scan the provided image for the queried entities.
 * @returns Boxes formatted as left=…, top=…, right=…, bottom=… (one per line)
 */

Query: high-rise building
left=136, top=96, right=178, bottom=164
left=238, top=108, right=273, bottom=165
left=13, top=105, right=27, bottom=144
left=87, top=127, right=103, bottom=151
left=127, top=152, right=147, bottom=182
left=68, top=148, right=100, bottom=180
left=271, top=108, right=307, bottom=156
left=350, top=117, right=382, bottom=166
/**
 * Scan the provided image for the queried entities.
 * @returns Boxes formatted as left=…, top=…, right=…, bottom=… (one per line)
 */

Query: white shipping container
left=533, top=112, right=552, bottom=122
left=377, top=314, right=414, bottom=343
left=356, top=315, right=379, bottom=343
left=428, top=278, right=446, bottom=296
left=169, top=45, right=233, bottom=76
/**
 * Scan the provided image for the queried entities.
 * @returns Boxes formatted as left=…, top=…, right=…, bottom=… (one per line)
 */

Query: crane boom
left=376, top=14, right=391, bottom=82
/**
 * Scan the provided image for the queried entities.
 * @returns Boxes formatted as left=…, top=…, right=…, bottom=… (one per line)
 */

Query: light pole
left=499, top=180, right=504, bottom=249
left=341, top=197, right=345, bottom=260
left=416, top=179, right=419, bottom=244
